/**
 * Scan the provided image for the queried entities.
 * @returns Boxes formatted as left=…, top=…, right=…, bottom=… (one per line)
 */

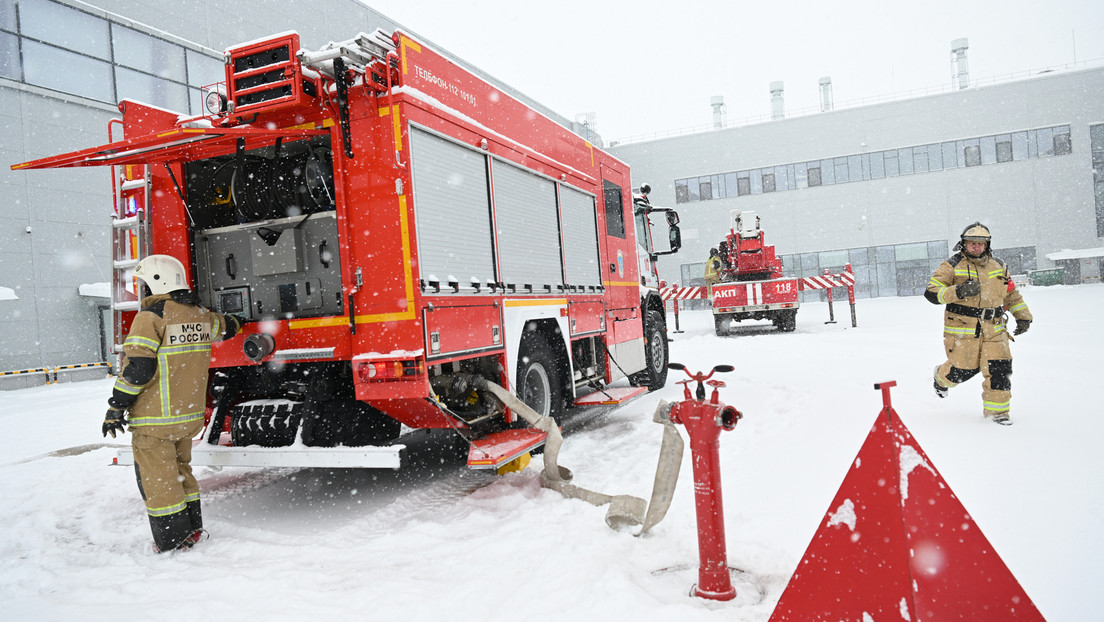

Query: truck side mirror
left=668, top=225, right=682, bottom=252
left=666, top=211, right=680, bottom=226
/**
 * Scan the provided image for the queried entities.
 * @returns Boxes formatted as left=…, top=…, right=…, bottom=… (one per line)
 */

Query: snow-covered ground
left=1, top=284, right=1100, bottom=621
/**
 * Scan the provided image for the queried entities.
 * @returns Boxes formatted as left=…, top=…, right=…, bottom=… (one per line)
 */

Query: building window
left=775, top=165, right=789, bottom=190
left=1092, top=123, right=1104, bottom=237
left=22, top=39, right=114, bottom=101
left=869, top=152, right=885, bottom=178
left=927, top=143, right=943, bottom=171
left=3, top=0, right=222, bottom=114
left=669, top=124, right=1074, bottom=204
left=884, top=150, right=900, bottom=176
left=1011, top=132, right=1029, bottom=161
left=724, top=172, right=740, bottom=197
left=942, top=142, right=957, bottom=168
left=1054, top=125, right=1072, bottom=156
left=675, top=179, right=690, bottom=204
left=19, top=0, right=110, bottom=59
left=1036, top=127, right=1055, bottom=156
left=807, top=165, right=822, bottom=187
left=699, top=178, right=713, bottom=201
left=736, top=173, right=750, bottom=196
left=964, top=144, right=982, bottom=167
left=912, top=146, right=929, bottom=173
left=603, top=180, right=626, bottom=239
left=1, top=31, right=19, bottom=80
left=898, top=148, right=914, bottom=174
left=996, top=135, right=1013, bottom=163
left=835, top=157, right=850, bottom=183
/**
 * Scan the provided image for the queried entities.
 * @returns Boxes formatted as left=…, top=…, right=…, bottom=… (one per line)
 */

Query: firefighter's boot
left=933, top=366, right=949, bottom=399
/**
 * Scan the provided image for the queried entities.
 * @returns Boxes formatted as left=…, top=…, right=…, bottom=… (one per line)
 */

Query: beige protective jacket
left=926, top=252, right=1032, bottom=344
left=110, top=293, right=238, bottom=440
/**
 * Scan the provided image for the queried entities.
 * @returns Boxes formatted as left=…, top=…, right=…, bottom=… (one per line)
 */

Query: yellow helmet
left=956, top=222, right=991, bottom=257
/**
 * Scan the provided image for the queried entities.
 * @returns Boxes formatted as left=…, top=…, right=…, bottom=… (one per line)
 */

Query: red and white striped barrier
left=660, top=263, right=859, bottom=331
left=660, top=285, right=707, bottom=301
left=800, top=266, right=856, bottom=326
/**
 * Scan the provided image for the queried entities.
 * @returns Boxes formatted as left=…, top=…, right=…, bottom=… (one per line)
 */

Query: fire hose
left=474, top=377, right=684, bottom=535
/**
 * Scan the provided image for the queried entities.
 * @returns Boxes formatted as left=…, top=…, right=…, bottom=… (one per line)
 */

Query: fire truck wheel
left=630, top=310, right=669, bottom=391
left=774, top=310, right=797, bottom=332
left=714, top=315, right=732, bottom=336
left=517, top=334, right=564, bottom=420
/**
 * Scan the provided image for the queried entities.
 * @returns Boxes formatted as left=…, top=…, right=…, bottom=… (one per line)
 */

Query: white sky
left=364, top=0, right=1104, bottom=143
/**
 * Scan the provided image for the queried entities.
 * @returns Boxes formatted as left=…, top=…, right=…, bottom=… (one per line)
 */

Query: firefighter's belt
left=946, top=303, right=1004, bottom=321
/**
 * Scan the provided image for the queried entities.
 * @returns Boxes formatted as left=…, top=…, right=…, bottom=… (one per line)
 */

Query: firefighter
left=925, top=223, right=1032, bottom=425
left=717, top=240, right=733, bottom=279
left=102, top=255, right=241, bottom=552
left=704, top=247, right=723, bottom=288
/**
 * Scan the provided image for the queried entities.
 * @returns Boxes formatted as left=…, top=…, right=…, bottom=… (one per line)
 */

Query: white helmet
left=133, top=255, right=189, bottom=295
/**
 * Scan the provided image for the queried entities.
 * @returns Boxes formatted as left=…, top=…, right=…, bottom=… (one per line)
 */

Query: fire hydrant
left=667, top=362, right=742, bottom=601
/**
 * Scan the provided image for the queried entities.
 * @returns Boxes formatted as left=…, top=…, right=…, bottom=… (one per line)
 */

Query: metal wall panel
left=409, top=128, right=495, bottom=288
left=492, top=160, right=562, bottom=290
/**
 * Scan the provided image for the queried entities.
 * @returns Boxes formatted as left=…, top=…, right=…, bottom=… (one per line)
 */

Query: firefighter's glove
left=102, top=407, right=128, bottom=438
left=955, top=280, right=980, bottom=298
left=1013, top=319, right=1031, bottom=336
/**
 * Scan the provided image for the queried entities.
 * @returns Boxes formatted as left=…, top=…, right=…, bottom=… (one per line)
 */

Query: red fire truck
left=709, top=210, right=798, bottom=334
left=13, top=30, right=680, bottom=470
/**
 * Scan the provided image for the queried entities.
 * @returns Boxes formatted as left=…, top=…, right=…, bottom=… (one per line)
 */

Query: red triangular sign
left=771, top=396, right=1044, bottom=621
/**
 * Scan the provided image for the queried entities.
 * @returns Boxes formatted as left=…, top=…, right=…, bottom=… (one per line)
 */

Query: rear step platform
left=573, top=386, right=648, bottom=406
left=466, top=428, right=548, bottom=470
left=115, top=441, right=404, bottom=469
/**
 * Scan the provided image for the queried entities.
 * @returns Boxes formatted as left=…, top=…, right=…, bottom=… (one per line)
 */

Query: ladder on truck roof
left=109, top=160, right=151, bottom=363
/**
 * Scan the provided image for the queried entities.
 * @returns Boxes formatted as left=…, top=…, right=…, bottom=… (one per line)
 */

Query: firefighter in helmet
left=103, top=255, right=241, bottom=552
left=925, top=223, right=1032, bottom=425
left=704, top=247, right=723, bottom=288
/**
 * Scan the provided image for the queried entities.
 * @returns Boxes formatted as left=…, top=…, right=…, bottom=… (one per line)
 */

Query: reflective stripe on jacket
left=115, top=294, right=233, bottom=436
left=926, top=252, right=1032, bottom=341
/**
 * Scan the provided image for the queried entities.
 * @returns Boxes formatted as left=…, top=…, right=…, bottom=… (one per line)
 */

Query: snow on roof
left=1045, top=247, right=1104, bottom=261
left=78, top=283, right=111, bottom=298
left=0, top=286, right=18, bottom=301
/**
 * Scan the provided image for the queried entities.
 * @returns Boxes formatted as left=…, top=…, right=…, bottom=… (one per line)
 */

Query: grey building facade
left=609, top=66, right=1104, bottom=302
left=1, top=0, right=577, bottom=377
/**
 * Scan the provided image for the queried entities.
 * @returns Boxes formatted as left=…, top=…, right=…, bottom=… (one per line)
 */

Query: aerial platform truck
left=708, top=210, right=800, bottom=334
left=13, top=29, right=681, bottom=470
left=661, top=210, right=858, bottom=335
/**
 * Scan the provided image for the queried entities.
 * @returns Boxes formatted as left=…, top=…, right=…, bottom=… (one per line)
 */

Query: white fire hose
left=477, top=379, right=684, bottom=535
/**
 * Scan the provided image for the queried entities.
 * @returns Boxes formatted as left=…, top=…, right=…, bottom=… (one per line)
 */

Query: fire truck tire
left=774, top=310, right=797, bottom=332
left=630, top=310, right=669, bottom=391
left=306, top=400, right=401, bottom=447
left=231, top=400, right=400, bottom=447
left=517, top=333, right=565, bottom=420
left=714, top=315, right=732, bottom=336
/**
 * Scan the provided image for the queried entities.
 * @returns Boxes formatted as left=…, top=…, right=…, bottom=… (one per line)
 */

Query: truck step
left=573, top=386, right=648, bottom=406
left=466, top=428, right=547, bottom=470
left=116, top=440, right=403, bottom=469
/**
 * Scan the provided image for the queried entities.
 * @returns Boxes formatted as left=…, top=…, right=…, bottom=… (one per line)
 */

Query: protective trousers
left=132, top=431, right=202, bottom=551
left=936, top=326, right=1013, bottom=417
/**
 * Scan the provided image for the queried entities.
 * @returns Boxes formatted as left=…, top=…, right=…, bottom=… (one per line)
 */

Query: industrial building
left=609, top=45, right=1104, bottom=301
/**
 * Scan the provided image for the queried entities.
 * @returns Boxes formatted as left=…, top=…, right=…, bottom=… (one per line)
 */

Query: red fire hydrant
left=667, top=362, right=742, bottom=601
